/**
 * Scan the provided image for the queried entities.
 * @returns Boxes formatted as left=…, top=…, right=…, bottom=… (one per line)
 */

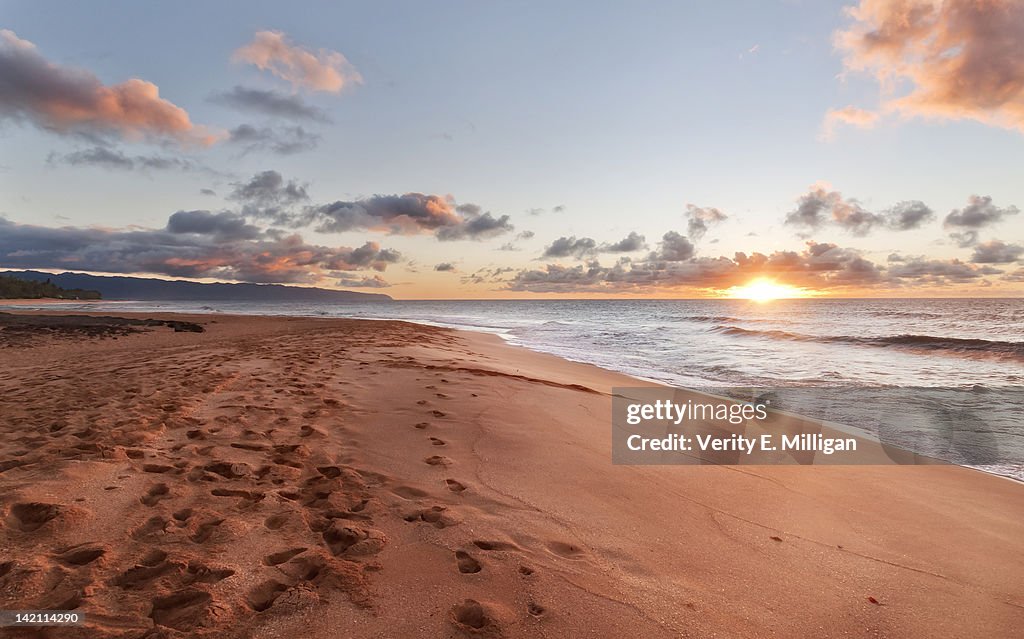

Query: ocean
left=5, top=297, right=1022, bottom=479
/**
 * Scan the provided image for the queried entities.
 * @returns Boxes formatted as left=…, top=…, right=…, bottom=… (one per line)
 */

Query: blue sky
left=1, top=0, right=1023, bottom=298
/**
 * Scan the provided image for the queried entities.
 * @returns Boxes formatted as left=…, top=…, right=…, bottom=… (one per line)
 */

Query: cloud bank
left=0, top=214, right=399, bottom=284
left=785, top=184, right=934, bottom=235
left=508, top=241, right=1003, bottom=293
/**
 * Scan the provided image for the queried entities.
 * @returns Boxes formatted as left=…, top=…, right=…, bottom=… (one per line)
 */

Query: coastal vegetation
left=0, top=274, right=101, bottom=300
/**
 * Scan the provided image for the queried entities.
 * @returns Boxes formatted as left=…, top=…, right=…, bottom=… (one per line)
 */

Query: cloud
left=228, top=170, right=310, bottom=223
left=785, top=185, right=884, bottom=235
left=434, top=262, right=456, bottom=272
left=886, top=200, right=935, bottom=230
left=166, top=210, right=263, bottom=241
left=228, top=124, right=320, bottom=155
left=232, top=31, right=362, bottom=93
left=199, top=188, right=217, bottom=196
left=943, top=195, right=1019, bottom=229
left=542, top=232, right=649, bottom=259
left=971, top=240, right=1024, bottom=264
left=786, top=185, right=936, bottom=235
left=0, top=216, right=400, bottom=284
left=835, top=0, right=1024, bottom=131
left=335, top=274, right=390, bottom=288
left=344, top=241, right=402, bottom=271
left=507, top=240, right=996, bottom=293
left=226, top=173, right=513, bottom=241
left=887, top=255, right=1002, bottom=283
left=461, top=266, right=516, bottom=285
left=528, top=205, right=566, bottom=216
left=820, top=106, right=880, bottom=140
left=498, top=230, right=536, bottom=251
left=210, top=86, right=329, bottom=122
left=542, top=236, right=598, bottom=259
left=943, top=195, right=1019, bottom=246
left=649, top=231, right=695, bottom=261
left=0, top=29, right=219, bottom=145
left=685, top=205, right=728, bottom=240
left=308, top=194, right=513, bottom=240
left=436, top=209, right=514, bottom=241
left=46, top=146, right=215, bottom=173
left=1003, top=268, right=1024, bottom=282
left=603, top=231, right=648, bottom=253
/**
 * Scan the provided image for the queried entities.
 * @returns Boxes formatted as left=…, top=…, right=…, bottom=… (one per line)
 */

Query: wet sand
left=0, top=312, right=1022, bottom=638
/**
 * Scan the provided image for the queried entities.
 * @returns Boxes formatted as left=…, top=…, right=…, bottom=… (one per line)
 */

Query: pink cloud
left=820, top=105, right=881, bottom=140
left=834, top=0, right=1024, bottom=131
left=0, top=30, right=220, bottom=145
left=232, top=30, right=362, bottom=93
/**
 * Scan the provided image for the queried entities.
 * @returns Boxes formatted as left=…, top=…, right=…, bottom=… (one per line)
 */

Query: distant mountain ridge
left=0, top=271, right=392, bottom=302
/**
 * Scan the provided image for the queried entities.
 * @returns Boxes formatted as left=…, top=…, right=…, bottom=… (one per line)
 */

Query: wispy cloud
left=46, top=146, right=220, bottom=174
left=211, top=85, right=330, bottom=122
left=819, top=106, right=880, bottom=140
left=233, top=30, right=362, bottom=93
left=227, top=124, right=321, bottom=155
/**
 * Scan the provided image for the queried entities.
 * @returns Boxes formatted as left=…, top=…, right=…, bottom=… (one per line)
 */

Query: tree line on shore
left=0, top=274, right=102, bottom=300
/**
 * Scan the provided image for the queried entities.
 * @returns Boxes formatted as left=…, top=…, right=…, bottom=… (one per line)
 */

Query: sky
left=1, top=0, right=1023, bottom=299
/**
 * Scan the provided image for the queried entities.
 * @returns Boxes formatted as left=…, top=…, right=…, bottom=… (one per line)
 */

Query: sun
left=723, top=278, right=811, bottom=302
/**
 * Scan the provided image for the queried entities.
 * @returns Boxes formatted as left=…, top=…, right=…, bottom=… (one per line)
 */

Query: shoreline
left=3, top=307, right=1020, bottom=484
left=1, top=311, right=1022, bottom=637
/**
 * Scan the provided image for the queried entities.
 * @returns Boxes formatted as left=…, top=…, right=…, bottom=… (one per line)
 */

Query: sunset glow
left=723, top=278, right=812, bottom=301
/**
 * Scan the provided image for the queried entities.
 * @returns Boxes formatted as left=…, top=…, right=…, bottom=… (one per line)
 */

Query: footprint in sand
left=184, top=562, right=235, bottom=584
left=444, top=479, right=467, bottom=493
left=140, top=484, right=170, bottom=507
left=455, top=550, right=481, bottom=574
left=264, top=513, right=289, bottom=530
left=473, top=540, right=519, bottom=552
left=404, top=505, right=454, bottom=528
left=190, top=518, right=225, bottom=543
left=150, top=589, right=212, bottom=631
left=55, top=544, right=106, bottom=566
left=321, top=523, right=386, bottom=556
left=264, top=548, right=307, bottom=566
left=8, top=502, right=61, bottom=532
left=414, top=422, right=430, bottom=429
left=546, top=541, right=585, bottom=559
left=248, top=580, right=289, bottom=612
left=429, top=437, right=446, bottom=446
left=424, top=455, right=452, bottom=466
left=450, top=599, right=495, bottom=633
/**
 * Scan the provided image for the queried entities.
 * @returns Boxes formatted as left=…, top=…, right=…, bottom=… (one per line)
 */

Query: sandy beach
left=1, top=312, right=1022, bottom=638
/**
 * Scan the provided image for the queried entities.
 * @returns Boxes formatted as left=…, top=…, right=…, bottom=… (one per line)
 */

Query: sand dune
left=0, top=313, right=1022, bottom=638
